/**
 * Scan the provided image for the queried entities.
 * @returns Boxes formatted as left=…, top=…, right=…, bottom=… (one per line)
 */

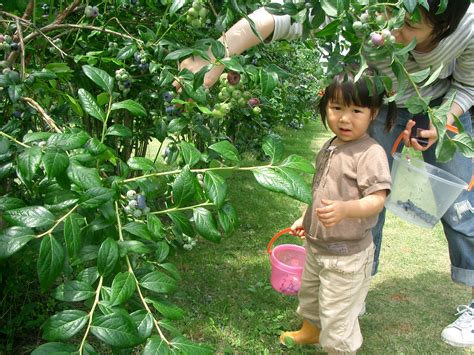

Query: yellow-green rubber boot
left=279, top=319, right=320, bottom=345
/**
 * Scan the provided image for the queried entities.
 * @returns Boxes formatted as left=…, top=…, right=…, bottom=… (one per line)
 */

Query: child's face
left=325, top=100, right=375, bottom=143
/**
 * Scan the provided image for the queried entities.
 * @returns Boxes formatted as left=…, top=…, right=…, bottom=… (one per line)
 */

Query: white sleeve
left=262, top=0, right=304, bottom=42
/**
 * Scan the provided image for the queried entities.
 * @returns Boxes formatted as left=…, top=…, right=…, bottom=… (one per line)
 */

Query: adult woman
left=178, top=0, right=473, bottom=348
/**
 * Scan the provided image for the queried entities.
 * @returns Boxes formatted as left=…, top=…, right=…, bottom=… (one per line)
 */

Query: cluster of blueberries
left=124, top=190, right=150, bottom=217
left=115, top=68, right=132, bottom=94
left=396, top=199, right=438, bottom=226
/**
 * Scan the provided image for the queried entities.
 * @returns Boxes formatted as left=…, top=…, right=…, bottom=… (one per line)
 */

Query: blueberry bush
left=0, top=0, right=472, bottom=353
left=0, top=1, right=316, bottom=352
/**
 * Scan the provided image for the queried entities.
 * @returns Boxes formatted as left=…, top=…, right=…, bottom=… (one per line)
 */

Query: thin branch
left=21, top=0, right=35, bottom=20
left=22, top=23, right=143, bottom=46
left=54, top=0, right=82, bottom=25
left=0, top=131, right=30, bottom=148
left=15, top=18, right=26, bottom=79
left=21, top=97, right=63, bottom=133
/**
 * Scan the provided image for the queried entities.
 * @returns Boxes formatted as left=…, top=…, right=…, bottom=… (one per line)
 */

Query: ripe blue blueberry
left=137, top=194, right=147, bottom=209
left=163, top=91, right=173, bottom=102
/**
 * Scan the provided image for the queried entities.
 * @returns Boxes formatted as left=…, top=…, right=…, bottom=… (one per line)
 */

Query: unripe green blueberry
left=376, top=14, right=386, bottom=26
left=133, top=209, right=142, bottom=218
left=192, top=1, right=202, bottom=11
left=252, top=106, right=262, bottom=114
left=360, top=12, right=370, bottom=23
left=142, top=206, right=150, bottom=214
left=128, top=199, right=138, bottom=208
left=232, top=90, right=242, bottom=100
left=126, top=189, right=137, bottom=199
left=187, top=7, right=198, bottom=18
left=219, top=73, right=228, bottom=84
left=191, top=19, right=202, bottom=28
left=238, top=97, right=246, bottom=107
left=212, top=108, right=225, bottom=118
left=198, top=8, right=208, bottom=18
left=353, top=21, right=363, bottom=31
left=381, top=29, right=392, bottom=39
left=218, top=91, right=228, bottom=101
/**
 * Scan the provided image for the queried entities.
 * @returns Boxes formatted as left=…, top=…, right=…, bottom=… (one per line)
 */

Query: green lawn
left=169, top=119, right=474, bottom=354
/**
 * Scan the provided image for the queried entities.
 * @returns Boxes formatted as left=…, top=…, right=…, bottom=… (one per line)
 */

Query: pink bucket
left=267, top=228, right=306, bottom=295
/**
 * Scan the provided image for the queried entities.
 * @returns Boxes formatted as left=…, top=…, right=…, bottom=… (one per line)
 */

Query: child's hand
left=289, top=217, right=305, bottom=239
left=316, top=199, right=346, bottom=227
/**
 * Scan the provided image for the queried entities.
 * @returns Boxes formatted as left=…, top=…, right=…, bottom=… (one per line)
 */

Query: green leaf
left=67, top=161, right=102, bottom=189
left=66, top=94, right=84, bottom=117
left=159, top=263, right=181, bottom=281
left=171, top=336, right=214, bottom=354
left=164, top=48, right=194, bottom=61
left=260, top=69, right=279, bottom=97
left=46, top=311, right=85, bottom=343
left=31, top=342, right=76, bottom=355
left=147, top=214, right=163, bottom=240
left=150, top=297, right=185, bottom=320
left=279, top=155, right=315, bottom=173
left=143, top=335, right=172, bottom=355
left=42, top=150, right=69, bottom=179
left=170, top=0, right=186, bottom=14
left=155, top=241, right=170, bottom=263
left=78, top=88, right=106, bottom=122
left=110, top=271, right=136, bottom=306
left=403, top=0, right=417, bottom=12
left=253, top=167, right=312, bottom=204
left=64, top=213, right=83, bottom=258
left=53, top=280, right=95, bottom=301
left=405, top=96, right=430, bottom=114
left=82, top=65, right=114, bottom=93
left=209, top=141, right=240, bottom=162
left=217, top=202, right=238, bottom=235
left=80, top=187, right=115, bottom=209
left=193, top=207, right=221, bottom=243
left=127, top=157, right=156, bottom=171
left=111, top=99, right=147, bottom=117
left=38, top=235, right=65, bottom=291
left=320, top=0, right=337, bottom=16
left=0, top=196, right=25, bottom=211
left=409, top=67, right=431, bottom=83
left=179, top=141, right=202, bottom=167
left=0, top=226, right=34, bottom=259
left=17, top=146, right=42, bottom=183
left=77, top=267, right=100, bottom=285
left=220, top=57, right=245, bottom=72
left=106, top=124, right=132, bottom=137
left=167, top=211, right=194, bottom=237
left=130, top=310, right=154, bottom=339
left=4, top=206, right=55, bottom=228
left=315, top=19, right=340, bottom=37
left=97, top=238, right=119, bottom=276
left=122, top=221, right=153, bottom=240
left=203, top=171, right=227, bottom=208
left=139, top=271, right=177, bottom=294
left=172, top=165, right=196, bottom=206
left=210, top=40, right=226, bottom=60
left=91, top=312, right=142, bottom=348
left=47, top=132, right=89, bottom=150
left=422, top=63, right=444, bottom=88
left=262, top=134, right=283, bottom=164
left=117, top=44, right=137, bottom=60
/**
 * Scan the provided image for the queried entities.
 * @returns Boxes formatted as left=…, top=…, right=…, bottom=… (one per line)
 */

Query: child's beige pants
left=297, top=241, right=375, bottom=354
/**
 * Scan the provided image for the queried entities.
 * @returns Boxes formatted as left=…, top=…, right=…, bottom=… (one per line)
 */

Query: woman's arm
left=177, top=8, right=275, bottom=88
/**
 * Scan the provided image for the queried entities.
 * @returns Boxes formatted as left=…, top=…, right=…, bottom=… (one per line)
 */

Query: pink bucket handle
left=390, top=126, right=473, bottom=192
left=267, top=228, right=304, bottom=255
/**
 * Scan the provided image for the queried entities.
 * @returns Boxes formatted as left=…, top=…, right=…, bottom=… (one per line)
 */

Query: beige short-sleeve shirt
left=303, top=134, right=391, bottom=255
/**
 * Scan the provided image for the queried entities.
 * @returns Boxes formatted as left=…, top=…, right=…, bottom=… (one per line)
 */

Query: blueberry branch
left=122, top=165, right=269, bottom=183
left=0, top=131, right=30, bottom=148
left=151, top=201, right=214, bottom=215
left=114, top=202, right=170, bottom=345
left=35, top=205, right=80, bottom=239
left=78, top=275, right=104, bottom=355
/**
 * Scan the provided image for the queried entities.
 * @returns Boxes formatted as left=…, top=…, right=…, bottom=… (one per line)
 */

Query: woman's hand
left=316, top=199, right=347, bottom=227
left=172, top=53, right=225, bottom=91
left=402, top=119, right=438, bottom=151
left=289, top=217, right=305, bottom=238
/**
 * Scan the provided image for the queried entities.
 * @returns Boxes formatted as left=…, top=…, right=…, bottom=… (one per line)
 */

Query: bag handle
left=267, top=228, right=303, bottom=255
left=390, top=124, right=473, bottom=191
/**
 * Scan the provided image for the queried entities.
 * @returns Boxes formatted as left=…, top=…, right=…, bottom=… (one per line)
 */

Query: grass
left=168, top=119, right=474, bottom=354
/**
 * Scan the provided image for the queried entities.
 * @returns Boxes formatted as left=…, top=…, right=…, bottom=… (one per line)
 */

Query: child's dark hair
left=318, top=66, right=396, bottom=132
left=421, top=0, right=470, bottom=45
